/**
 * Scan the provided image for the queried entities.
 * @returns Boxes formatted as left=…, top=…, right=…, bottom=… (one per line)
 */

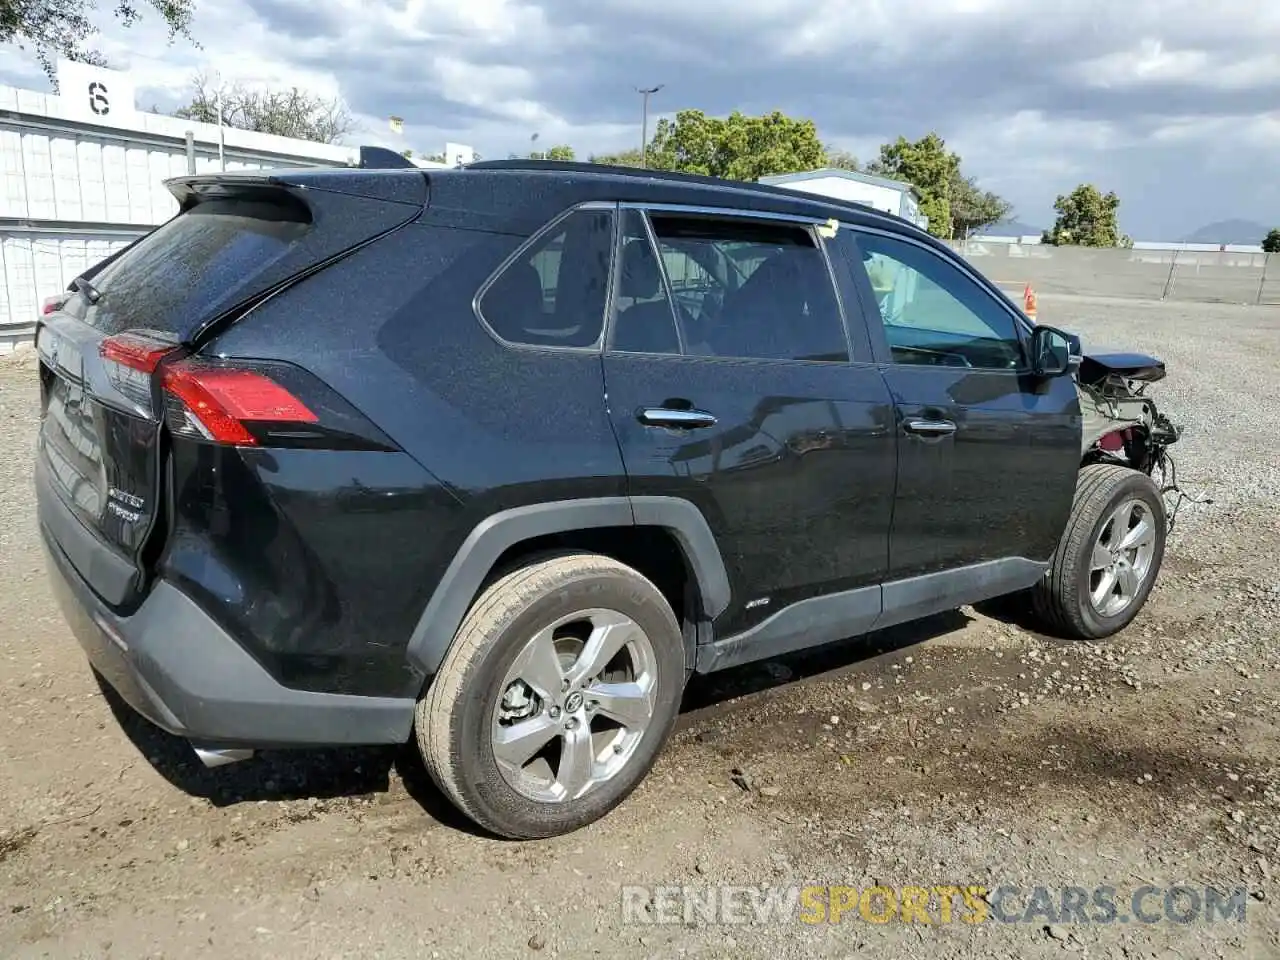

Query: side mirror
left=1030, top=325, right=1081, bottom=377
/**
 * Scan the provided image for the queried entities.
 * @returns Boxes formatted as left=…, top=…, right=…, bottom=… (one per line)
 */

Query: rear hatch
left=36, top=169, right=426, bottom=608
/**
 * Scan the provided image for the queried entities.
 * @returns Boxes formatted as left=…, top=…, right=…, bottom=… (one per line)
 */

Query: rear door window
left=609, top=209, right=681, bottom=355
left=646, top=214, right=849, bottom=363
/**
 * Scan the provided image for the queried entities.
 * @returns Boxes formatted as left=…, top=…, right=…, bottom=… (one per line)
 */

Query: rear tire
left=1032, top=464, right=1166, bottom=640
left=416, top=552, right=685, bottom=839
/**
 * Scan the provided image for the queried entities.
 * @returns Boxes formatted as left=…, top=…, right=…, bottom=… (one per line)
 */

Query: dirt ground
left=2, top=294, right=1278, bottom=960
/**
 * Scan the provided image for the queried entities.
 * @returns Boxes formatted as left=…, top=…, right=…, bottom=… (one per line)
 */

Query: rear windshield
left=83, top=198, right=311, bottom=338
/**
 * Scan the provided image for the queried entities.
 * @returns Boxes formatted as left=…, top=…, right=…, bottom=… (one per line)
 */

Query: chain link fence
left=947, top=241, right=1280, bottom=306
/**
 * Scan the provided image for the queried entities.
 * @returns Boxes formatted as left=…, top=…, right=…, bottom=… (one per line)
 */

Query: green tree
left=1, top=0, right=197, bottom=82
left=1262, top=229, right=1280, bottom=253
left=531, top=144, right=575, bottom=161
left=589, top=147, right=645, bottom=167
left=950, top=171, right=1013, bottom=239
left=645, top=109, right=825, bottom=181
left=822, top=145, right=860, bottom=171
left=1042, top=184, right=1128, bottom=247
left=174, top=72, right=354, bottom=144
left=865, top=132, right=960, bottom=239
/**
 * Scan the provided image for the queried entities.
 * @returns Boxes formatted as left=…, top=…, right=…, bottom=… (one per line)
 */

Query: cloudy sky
left=1, top=0, right=1278, bottom=240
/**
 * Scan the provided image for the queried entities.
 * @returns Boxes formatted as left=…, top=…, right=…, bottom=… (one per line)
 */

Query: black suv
left=35, top=160, right=1179, bottom=839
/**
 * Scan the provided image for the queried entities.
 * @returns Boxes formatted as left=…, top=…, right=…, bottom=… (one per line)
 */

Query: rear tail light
left=100, top=330, right=396, bottom=451
left=161, top=362, right=317, bottom=446
left=41, top=294, right=68, bottom=316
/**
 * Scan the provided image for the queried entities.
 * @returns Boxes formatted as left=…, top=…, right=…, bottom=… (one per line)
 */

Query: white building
left=758, top=168, right=928, bottom=230
left=0, top=59, right=470, bottom=343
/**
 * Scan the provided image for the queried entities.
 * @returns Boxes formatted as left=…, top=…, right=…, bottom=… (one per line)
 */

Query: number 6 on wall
left=88, top=81, right=110, bottom=116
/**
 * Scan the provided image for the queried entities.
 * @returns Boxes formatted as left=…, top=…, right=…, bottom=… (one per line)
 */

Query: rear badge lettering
left=107, top=486, right=145, bottom=523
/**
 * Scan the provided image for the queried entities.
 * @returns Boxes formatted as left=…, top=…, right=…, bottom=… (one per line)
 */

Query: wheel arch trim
left=405, top=496, right=731, bottom=677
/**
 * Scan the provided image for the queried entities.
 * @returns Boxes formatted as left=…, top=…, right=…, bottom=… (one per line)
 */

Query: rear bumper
left=39, top=483, right=416, bottom=750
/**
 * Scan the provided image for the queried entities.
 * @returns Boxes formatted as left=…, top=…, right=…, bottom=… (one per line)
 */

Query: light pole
left=212, top=71, right=226, bottom=171
left=216, top=84, right=225, bottom=171
left=637, top=85, right=662, bottom=168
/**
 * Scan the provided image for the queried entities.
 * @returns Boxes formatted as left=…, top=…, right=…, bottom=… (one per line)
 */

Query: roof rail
left=358, top=146, right=418, bottom=170
left=462, top=158, right=817, bottom=200
left=459, top=159, right=927, bottom=236
left=466, top=158, right=700, bottom=180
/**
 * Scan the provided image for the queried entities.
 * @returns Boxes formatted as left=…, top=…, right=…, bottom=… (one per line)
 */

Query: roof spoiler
left=358, top=146, right=417, bottom=169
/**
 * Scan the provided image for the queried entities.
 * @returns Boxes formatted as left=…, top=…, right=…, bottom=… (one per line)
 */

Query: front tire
left=1032, top=464, right=1167, bottom=640
left=417, top=553, right=686, bottom=839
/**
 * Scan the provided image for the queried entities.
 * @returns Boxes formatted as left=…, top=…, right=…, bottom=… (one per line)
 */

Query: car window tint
left=648, top=215, right=848, bottom=363
left=479, top=209, right=614, bottom=348
left=853, top=231, right=1024, bottom=370
left=608, top=210, right=681, bottom=355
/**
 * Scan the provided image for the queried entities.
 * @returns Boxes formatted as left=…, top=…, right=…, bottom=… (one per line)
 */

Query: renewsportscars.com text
left=621, top=884, right=1250, bottom=926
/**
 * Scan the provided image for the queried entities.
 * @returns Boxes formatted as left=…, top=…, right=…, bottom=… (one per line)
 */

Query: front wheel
left=1032, top=464, right=1167, bottom=640
left=416, top=553, right=686, bottom=839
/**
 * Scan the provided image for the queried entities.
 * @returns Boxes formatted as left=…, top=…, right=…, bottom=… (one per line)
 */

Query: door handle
left=638, top=407, right=718, bottom=429
left=903, top=418, right=957, bottom=437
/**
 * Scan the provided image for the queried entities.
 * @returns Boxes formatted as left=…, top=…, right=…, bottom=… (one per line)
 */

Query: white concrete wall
left=971, top=236, right=1268, bottom=254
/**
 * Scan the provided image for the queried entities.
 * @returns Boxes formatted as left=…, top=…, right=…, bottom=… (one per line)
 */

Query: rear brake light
left=161, top=361, right=317, bottom=446
left=41, top=295, right=67, bottom=316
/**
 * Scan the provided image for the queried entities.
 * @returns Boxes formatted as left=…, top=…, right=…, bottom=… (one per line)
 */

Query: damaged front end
left=1076, top=351, right=1181, bottom=475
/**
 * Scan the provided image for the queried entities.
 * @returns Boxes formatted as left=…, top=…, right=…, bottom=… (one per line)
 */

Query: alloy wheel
left=492, top=608, right=658, bottom=803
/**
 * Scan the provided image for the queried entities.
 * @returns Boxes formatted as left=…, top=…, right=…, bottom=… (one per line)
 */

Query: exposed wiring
left=1082, top=375, right=1210, bottom=536
left=1078, top=379, right=1147, bottom=425
left=1155, top=447, right=1213, bottom=534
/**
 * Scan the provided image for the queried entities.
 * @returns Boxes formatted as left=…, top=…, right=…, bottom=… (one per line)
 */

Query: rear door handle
left=903, top=418, right=957, bottom=437
left=638, top=407, right=718, bottom=429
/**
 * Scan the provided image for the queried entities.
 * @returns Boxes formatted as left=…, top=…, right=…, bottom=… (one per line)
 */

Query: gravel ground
left=1, top=295, right=1278, bottom=959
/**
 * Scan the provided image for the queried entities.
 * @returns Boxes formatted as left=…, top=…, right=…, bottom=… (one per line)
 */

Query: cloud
left=0, top=0, right=1278, bottom=238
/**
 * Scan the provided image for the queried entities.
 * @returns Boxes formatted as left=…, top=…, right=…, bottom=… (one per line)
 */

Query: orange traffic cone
left=1023, top=283, right=1038, bottom=320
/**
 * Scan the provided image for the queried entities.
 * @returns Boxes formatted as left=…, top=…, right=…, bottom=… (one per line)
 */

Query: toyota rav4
left=35, top=159, right=1180, bottom=839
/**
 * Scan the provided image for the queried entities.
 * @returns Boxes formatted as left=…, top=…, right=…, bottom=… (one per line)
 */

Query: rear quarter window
left=477, top=208, right=614, bottom=349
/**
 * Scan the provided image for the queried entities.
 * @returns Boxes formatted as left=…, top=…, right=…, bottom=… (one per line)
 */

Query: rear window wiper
left=71, top=276, right=102, bottom=304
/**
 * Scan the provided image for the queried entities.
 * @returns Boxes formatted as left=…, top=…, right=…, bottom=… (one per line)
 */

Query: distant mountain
left=1181, top=219, right=1270, bottom=246
left=972, top=218, right=1041, bottom=238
